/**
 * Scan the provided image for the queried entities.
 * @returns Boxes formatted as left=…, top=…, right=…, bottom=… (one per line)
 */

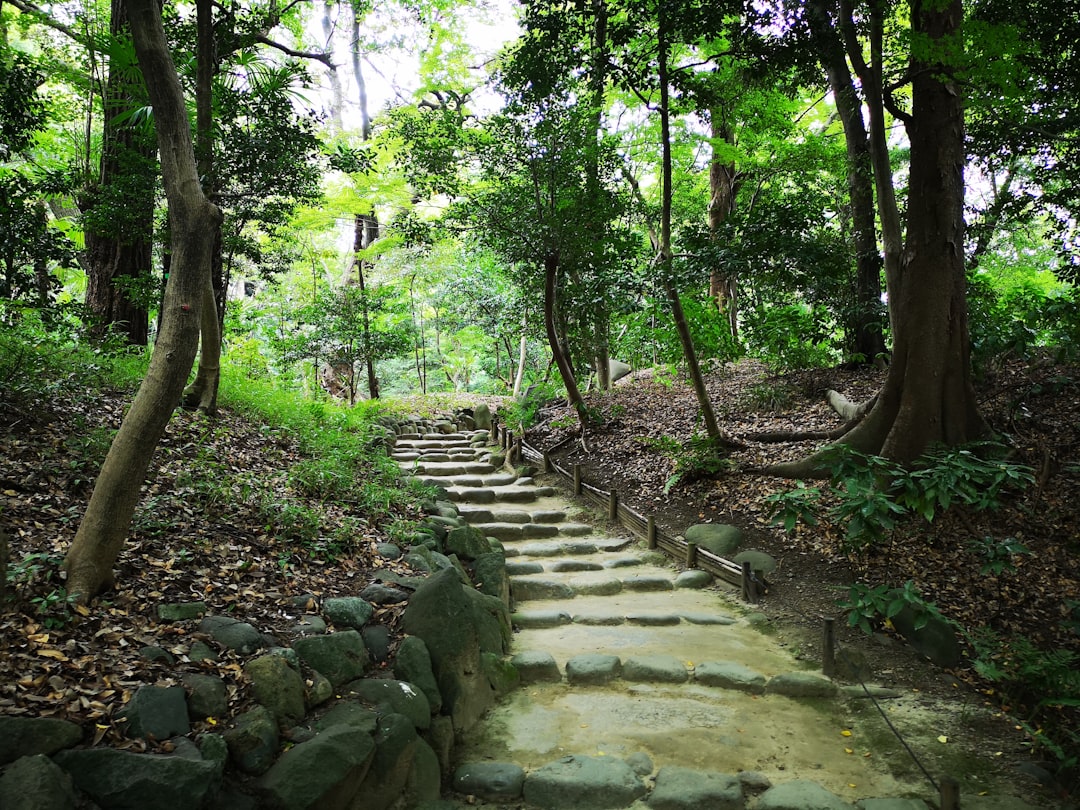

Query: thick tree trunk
left=64, top=0, right=221, bottom=601
left=82, top=0, right=153, bottom=346
left=355, top=213, right=380, bottom=400
left=770, top=0, right=984, bottom=476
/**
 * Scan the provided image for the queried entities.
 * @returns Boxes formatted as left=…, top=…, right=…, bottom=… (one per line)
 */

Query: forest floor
left=0, top=356, right=1078, bottom=801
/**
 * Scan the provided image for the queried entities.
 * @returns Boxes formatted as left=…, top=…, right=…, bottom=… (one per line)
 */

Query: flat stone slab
left=566, top=654, right=621, bottom=685
left=571, top=579, right=623, bottom=596
left=558, top=522, right=595, bottom=536
left=765, top=672, right=839, bottom=698
left=857, top=800, right=930, bottom=810
left=461, top=509, right=530, bottom=524
left=477, top=522, right=526, bottom=540
left=523, top=523, right=561, bottom=538
left=511, top=651, right=562, bottom=684
left=756, top=780, right=855, bottom=810
left=603, top=557, right=644, bottom=569
left=512, top=610, right=572, bottom=629
left=621, top=655, right=688, bottom=684
left=549, top=560, right=603, bottom=573
left=694, top=661, right=767, bottom=693
left=505, top=561, right=545, bottom=575
left=530, top=510, right=567, bottom=523
left=523, top=755, right=646, bottom=810
left=620, top=575, right=674, bottom=592
left=511, top=578, right=575, bottom=601
left=674, top=570, right=714, bottom=589
left=453, top=761, right=526, bottom=803
left=517, top=542, right=576, bottom=557
left=680, top=613, right=737, bottom=625
left=572, top=613, right=625, bottom=626
left=648, top=766, right=743, bottom=810
left=451, top=488, right=496, bottom=504
left=495, top=489, right=540, bottom=503
left=626, top=613, right=681, bottom=627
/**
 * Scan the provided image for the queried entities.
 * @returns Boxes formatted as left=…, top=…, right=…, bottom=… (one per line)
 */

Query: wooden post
left=608, top=490, right=618, bottom=522
left=573, top=464, right=583, bottom=496
left=939, top=776, right=960, bottom=810
left=542, top=451, right=551, bottom=473
left=647, top=517, right=657, bottom=550
left=741, top=561, right=758, bottom=603
left=685, top=541, right=698, bottom=568
left=822, top=617, right=836, bottom=678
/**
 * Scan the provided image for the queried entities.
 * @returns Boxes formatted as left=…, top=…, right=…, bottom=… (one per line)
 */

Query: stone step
left=444, top=486, right=559, bottom=504
left=501, top=537, right=633, bottom=557
left=504, top=556, right=648, bottom=577
left=456, top=507, right=567, bottom=525
left=408, top=461, right=499, bottom=476
left=510, top=568, right=686, bottom=601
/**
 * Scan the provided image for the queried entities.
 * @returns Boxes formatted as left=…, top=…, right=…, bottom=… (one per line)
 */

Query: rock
left=361, top=583, right=411, bottom=604
left=523, top=755, right=646, bottom=810
left=473, top=404, right=492, bottom=430
left=890, top=605, right=962, bottom=669
left=609, top=359, right=632, bottom=382
left=357, top=626, right=389, bottom=665
left=756, top=780, right=855, bottom=810
left=289, top=615, right=327, bottom=637
left=765, top=672, right=839, bottom=698
left=393, top=636, right=443, bottom=713
left=0, top=716, right=82, bottom=766
left=199, top=615, right=269, bottom=654
left=461, top=585, right=512, bottom=654
left=566, top=653, right=621, bottom=685
left=402, top=568, right=498, bottom=733
left=621, top=655, right=689, bottom=683
left=267, top=646, right=300, bottom=668
left=834, top=647, right=874, bottom=683
left=684, top=524, right=743, bottom=556
left=256, top=724, right=375, bottom=810
left=512, top=610, right=572, bottom=629
left=694, top=661, right=767, bottom=694
left=138, top=645, right=175, bottom=664
left=625, top=752, right=654, bottom=777
left=357, top=713, right=419, bottom=810
left=188, top=640, right=218, bottom=662
left=512, top=578, right=575, bottom=600
left=322, top=597, right=375, bottom=629
left=482, top=651, right=520, bottom=695
left=445, top=525, right=491, bottom=560
left=376, top=543, right=402, bottom=560
left=182, top=673, right=229, bottom=719
left=157, top=601, right=208, bottom=622
left=118, top=685, right=190, bottom=740
left=453, top=761, right=526, bottom=802
left=293, top=630, right=370, bottom=687
left=737, top=770, right=772, bottom=795
left=733, top=548, right=776, bottom=574
left=511, top=650, right=562, bottom=683
left=427, top=715, right=456, bottom=777
left=857, top=800, right=930, bottom=810
left=674, top=569, right=714, bottom=589
left=648, top=766, right=742, bottom=810
left=405, top=738, right=442, bottom=806
left=54, top=747, right=221, bottom=810
left=223, top=706, right=279, bottom=775
left=245, top=655, right=307, bottom=728
left=316, top=701, right=378, bottom=735
left=305, top=668, right=334, bottom=708
left=473, top=553, right=510, bottom=604
left=342, top=679, right=431, bottom=731
left=620, top=575, right=673, bottom=592
left=0, top=754, right=77, bottom=810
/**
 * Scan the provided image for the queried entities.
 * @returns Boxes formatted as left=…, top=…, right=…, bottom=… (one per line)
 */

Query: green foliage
left=742, top=304, right=839, bottom=372
left=739, top=381, right=796, bottom=412
left=769, top=444, right=1035, bottom=553
left=6, top=552, right=77, bottom=628
left=968, top=535, right=1031, bottom=576
left=836, top=580, right=948, bottom=635
left=500, top=381, right=564, bottom=432
left=663, top=433, right=733, bottom=494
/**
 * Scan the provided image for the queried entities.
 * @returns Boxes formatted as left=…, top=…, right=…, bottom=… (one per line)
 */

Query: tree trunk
left=657, top=10, right=724, bottom=444
left=770, top=0, right=984, bottom=475
left=544, top=253, right=587, bottom=421
left=355, top=213, right=380, bottom=399
left=513, top=311, right=528, bottom=397
left=82, top=0, right=154, bottom=346
left=809, top=0, right=885, bottom=362
left=707, top=111, right=739, bottom=339
left=64, top=0, right=222, bottom=601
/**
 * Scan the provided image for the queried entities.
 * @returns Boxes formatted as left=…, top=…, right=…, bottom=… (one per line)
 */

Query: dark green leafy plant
left=837, top=580, right=948, bottom=635
left=969, top=535, right=1031, bottom=576
left=663, top=433, right=733, bottom=494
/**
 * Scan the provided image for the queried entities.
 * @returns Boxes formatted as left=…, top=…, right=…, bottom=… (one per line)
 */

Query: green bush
left=836, top=580, right=949, bottom=635
left=742, top=304, right=839, bottom=372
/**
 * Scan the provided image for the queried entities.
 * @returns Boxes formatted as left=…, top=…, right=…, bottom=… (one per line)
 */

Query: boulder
left=223, top=706, right=279, bottom=776
left=756, top=780, right=855, bottom=810
left=453, top=761, right=526, bottom=802
left=255, top=724, right=375, bottom=810
left=356, top=713, right=419, bottom=810
left=473, top=553, right=511, bottom=605
left=890, top=605, right=962, bottom=669
left=402, top=568, right=498, bottom=733
left=765, top=672, right=839, bottom=698
left=245, top=655, right=307, bottom=728
left=293, top=630, right=369, bottom=687
left=694, top=661, right=767, bottom=694
left=566, top=653, right=622, bottom=685
left=648, top=766, right=742, bottom=810
left=0, top=716, right=82, bottom=766
left=445, top=526, right=491, bottom=560
left=404, top=738, right=442, bottom=806
left=157, top=601, right=207, bottom=622
left=393, top=636, right=443, bottom=713
left=322, top=597, right=375, bottom=629
left=182, top=673, right=229, bottom=719
left=684, top=524, right=743, bottom=557
left=733, top=549, right=777, bottom=577
left=511, top=650, right=562, bottom=684
left=0, top=754, right=77, bottom=810
left=473, top=404, right=492, bottom=430
left=54, top=747, right=221, bottom=810
left=118, top=685, right=190, bottom=740
left=199, top=615, right=269, bottom=654
left=342, top=679, right=432, bottom=731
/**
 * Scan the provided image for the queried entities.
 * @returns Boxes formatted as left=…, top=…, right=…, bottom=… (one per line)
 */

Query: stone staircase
left=393, top=422, right=1020, bottom=810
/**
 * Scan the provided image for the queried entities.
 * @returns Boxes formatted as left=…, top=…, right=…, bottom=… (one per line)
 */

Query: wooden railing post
left=685, top=542, right=698, bottom=568
left=822, top=617, right=836, bottom=678
left=940, top=777, right=960, bottom=810
left=542, top=451, right=551, bottom=473
left=608, top=490, right=618, bottom=522
left=573, top=464, right=583, bottom=495
left=646, top=517, right=657, bottom=550
left=741, top=561, right=758, bottom=603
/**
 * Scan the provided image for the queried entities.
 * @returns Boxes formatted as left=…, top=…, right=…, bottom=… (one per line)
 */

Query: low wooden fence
left=492, top=421, right=762, bottom=603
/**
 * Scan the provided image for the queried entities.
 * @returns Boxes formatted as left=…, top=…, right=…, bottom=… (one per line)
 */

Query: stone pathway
left=396, top=424, right=1039, bottom=810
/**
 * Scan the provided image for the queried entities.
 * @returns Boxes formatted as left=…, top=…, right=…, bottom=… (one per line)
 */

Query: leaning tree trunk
left=64, top=0, right=222, bottom=601
left=707, top=112, right=739, bottom=340
left=769, top=0, right=984, bottom=476
left=544, top=254, right=587, bottom=422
